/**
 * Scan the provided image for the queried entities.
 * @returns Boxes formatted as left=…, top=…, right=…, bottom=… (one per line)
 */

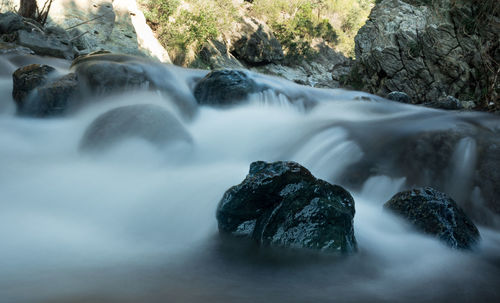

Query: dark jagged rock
left=194, top=69, right=263, bottom=106
left=384, top=187, right=480, bottom=249
left=387, top=91, right=411, bottom=104
left=216, top=161, right=357, bottom=254
left=12, top=64, right=56, bottom=108
left=80, top=104, right=192, bottom=152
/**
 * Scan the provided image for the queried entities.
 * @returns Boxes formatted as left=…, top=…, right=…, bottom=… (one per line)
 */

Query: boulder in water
left=384, top=187, right=480, bottom=249
left=12, top=64, right=56, bottom=108
left=12, top=64, right=80, bottom=117
left=387, top=91, right=411, bottom=104
left=216, top=161, right=357, bottom=254
left=193, top=69, right=262, bottom=106
left=80, top=104, right=192, bottom=152
left=75, top=60, right=152, bottom=95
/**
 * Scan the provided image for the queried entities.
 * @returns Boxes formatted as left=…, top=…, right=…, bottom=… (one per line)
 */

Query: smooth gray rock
left=80, top=104, right=192, bottom=151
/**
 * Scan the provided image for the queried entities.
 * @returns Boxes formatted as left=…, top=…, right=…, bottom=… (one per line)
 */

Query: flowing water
left=1, top=55, right=500, bottom=303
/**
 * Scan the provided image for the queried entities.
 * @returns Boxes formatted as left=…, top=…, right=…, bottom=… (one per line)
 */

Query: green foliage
left=251, top=0, right=374, bottom=58
left=142, top=0, right=236, bottom=64
left=143, top=0, right=375, bottom=64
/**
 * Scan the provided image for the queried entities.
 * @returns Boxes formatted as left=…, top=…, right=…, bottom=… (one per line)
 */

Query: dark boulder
left=216, top=161, right=357, bottom=254
left=24, top=73, right=79, bottom=117
left=387, top=91, right=411, bottom=104
left=12, top=64, right=80, bottom=117
left=384, top=187, right=480, bottom=249
left=80, top=104, right=192, bottom=152
left=193, top=69, right=263, bottom=106
left=12, top=64, right=56, bottom=107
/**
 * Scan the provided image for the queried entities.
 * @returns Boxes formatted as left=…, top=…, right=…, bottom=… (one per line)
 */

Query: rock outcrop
left=216, top=161, right=357, bottom=254
left=0, top=11, right=78, bottom=59
left=354, top=0, right=499, bottom=108
left=231, top=16, right=284, bottom=65
left=384, top=187, right=480, bottom=249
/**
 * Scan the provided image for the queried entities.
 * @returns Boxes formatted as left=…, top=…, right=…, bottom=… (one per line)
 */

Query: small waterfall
left=0, top=54, right=499, bottom=303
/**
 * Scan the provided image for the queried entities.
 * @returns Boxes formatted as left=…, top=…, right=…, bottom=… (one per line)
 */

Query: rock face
left=79, top=104, right=192, bottom=151
left=231, top=17, right=284, bottom=65
left=354, top=0, right=499, bottom=107
left=193, top=69, right=263, bottom=106
left=216, top=161, right=357, bottom=254
left=384, top=187, right=480, bottom=249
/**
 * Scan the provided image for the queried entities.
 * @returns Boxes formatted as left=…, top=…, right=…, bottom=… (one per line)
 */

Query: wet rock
left=0, top=41, right=34, bottom=55
left=80, top=104, right=192, bottom=152
left=231, top=17, right=284, bottom=65
left=75, top=60, right=152, bottom=95
left=15, top=28, right=77, bottom=59
left=216, top=161, right=357, bottom=254
left=12, top=64, right=80, bottom=117
left=426, top=96, right=463, bottom=110
left=12, top=64, right=56, bottom=108
left=384, top=187, right=480, bottom=249
left=387, top=91, right=411, bottom=104
left=194, top=69, right=263, bottom=106
left=23, top=73, right=79, bottom=117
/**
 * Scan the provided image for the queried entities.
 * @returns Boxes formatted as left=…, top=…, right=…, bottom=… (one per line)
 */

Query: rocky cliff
left=353, top=0, right=499, bottom=110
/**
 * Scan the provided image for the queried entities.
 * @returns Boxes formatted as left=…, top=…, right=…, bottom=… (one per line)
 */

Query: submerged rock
left=80, top=104, right=192, bottom=152
left=75, top=60, right=152, bottom=95
left=194, top=69, right=263, bottom=106
left=384, top=187, right=480, bottom=249
left=216, top=161, right=357, bottom=254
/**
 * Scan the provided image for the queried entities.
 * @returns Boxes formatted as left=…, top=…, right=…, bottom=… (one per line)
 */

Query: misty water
left=1, top=55, right=500, bottom=303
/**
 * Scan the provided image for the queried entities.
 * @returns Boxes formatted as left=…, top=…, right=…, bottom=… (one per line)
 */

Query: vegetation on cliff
left=141, top=0, right=374, bottom=64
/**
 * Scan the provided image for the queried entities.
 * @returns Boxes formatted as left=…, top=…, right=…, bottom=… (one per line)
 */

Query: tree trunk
left=18, top=0, right=37, bottom=19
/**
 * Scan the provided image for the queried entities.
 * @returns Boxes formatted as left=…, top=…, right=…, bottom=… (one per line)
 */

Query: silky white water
left=0, top=56, right=499, bottom=303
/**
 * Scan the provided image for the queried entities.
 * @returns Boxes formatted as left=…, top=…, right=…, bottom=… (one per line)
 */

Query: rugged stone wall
left=353, top=0, right=499, bottom=109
